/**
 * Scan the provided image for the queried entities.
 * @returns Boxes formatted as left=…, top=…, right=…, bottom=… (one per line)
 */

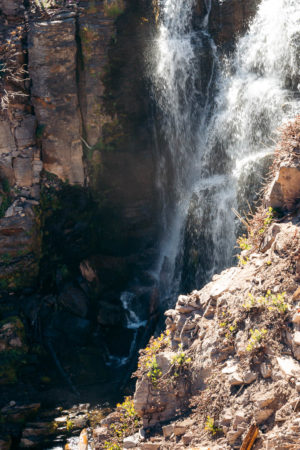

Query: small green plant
left=171, top=343, right=191, bottom=377
left=225, top=322, right=237, bottom=340
left=258, top=207, right=274, bottom=234
left=146, top=356, right=162, bottom=386
left=66, top=420, right=73, bottom=432
left=138, top=330, right=170, bottom=370
left=219, top=315, right=237, bottom=340
left=237, top=254, right=249, bottom=266
left=237, top=235, right=252, bottom=251
left=243, top=291, right=288, bottom=313
left=107, top=397, right=141, bottom=446
left=267, top=291, right=288, bottom=313
left=204, top=415, right=221, bottom=435
left=246, top=328, right=268, bottom=352
left=116, top=397, right=139, bottom=421
left=104, top=442, right=121, bottom=450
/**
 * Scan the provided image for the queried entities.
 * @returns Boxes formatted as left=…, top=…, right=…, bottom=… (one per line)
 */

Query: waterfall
left=152, top=0, right=300, bottom=305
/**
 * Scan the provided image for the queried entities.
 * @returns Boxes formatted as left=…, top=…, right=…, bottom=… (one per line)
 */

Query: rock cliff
left=94, top=116, right=300, bottom=449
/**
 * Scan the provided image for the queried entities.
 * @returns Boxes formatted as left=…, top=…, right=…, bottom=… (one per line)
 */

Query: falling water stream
left=152, top=0, right=300, bottom=306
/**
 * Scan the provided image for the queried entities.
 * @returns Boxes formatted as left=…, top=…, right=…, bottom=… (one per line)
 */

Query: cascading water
left=152, top=0, right=300, bottom=305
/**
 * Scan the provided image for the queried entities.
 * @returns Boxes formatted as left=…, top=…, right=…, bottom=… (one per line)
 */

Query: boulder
left=58, top=286, right=89, bottom=318
left=266, top=166, right=300, bottom=210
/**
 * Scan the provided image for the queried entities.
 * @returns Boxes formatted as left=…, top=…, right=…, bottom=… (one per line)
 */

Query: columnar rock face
left=0, top=1, right=42, bottom=287
left=28, top=14, right=84, bottom=185
left=77, top=1, right=114, bottom=148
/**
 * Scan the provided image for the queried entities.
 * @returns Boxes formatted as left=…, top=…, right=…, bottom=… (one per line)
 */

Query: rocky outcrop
left=266, top=116, right=300, bottom=211
left=102, top=215, right=299, bottom=449
left=92, top=117, right=300, bottom=449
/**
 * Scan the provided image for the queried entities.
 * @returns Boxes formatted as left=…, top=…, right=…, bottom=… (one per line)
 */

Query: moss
left=0, top=317, right=27, bottom=385
left=36, top=123, right=46, bottom=139
left=0, top=192, right=12, bottom=219
left=88, top=0, right=98, bottom=14
left=0, top=349, right=26, bottom=385
left=66, top=420, right=73, bottom=432
left=80, top=25, right=99, bottom=64
left=103, top=0, right=125, bottom=19
left=0, top=279, right=9, bottom=291
left=2, top=178, right=10, bottom=193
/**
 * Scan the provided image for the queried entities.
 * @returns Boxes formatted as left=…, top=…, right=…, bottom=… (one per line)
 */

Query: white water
left=152, top=0, right=300, bottom=304
left=108, top=291, right=147, bottom=367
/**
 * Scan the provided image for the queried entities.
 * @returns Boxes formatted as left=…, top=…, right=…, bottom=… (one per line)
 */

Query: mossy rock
left=0, top=316, right=28, bottom=385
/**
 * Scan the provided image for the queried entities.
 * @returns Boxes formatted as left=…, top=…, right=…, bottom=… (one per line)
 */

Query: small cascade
left=152, top=0, right=300, bottom=305
left=108, top=292, right=147, bottom=367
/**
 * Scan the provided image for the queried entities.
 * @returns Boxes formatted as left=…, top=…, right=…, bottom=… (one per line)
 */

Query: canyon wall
left=0, top=0, right=263, bottom=430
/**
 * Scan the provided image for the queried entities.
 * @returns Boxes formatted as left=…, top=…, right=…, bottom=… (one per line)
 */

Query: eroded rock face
left=267, top=166, right=300, bottom=210
left=132, top=218, right=300, bottom=448
left=134, top=351, right=191, bottom=427
left=266, top=116, right=300, bottom=211
left=28, top=15, right=84, bottom=185
left=0, top=316, right=28, bottom=384
left=209, top=0, right=260, bottom=47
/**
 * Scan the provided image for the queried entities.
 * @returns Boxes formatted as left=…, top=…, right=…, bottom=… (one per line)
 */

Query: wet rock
left=0, top=434, right=12, bottom=450
left=1, top=403, right=40, bottom=424
left=209, top=0, right=260, bottom=46
left=19, top=421, right=57, bottom=448
left=80, top=260, right=97, bottom=283
left=97, top=302, right=124, bottom=326
left=58, top=286, right=89, bottom=318
left=50, top=312, right=91, bottom=345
